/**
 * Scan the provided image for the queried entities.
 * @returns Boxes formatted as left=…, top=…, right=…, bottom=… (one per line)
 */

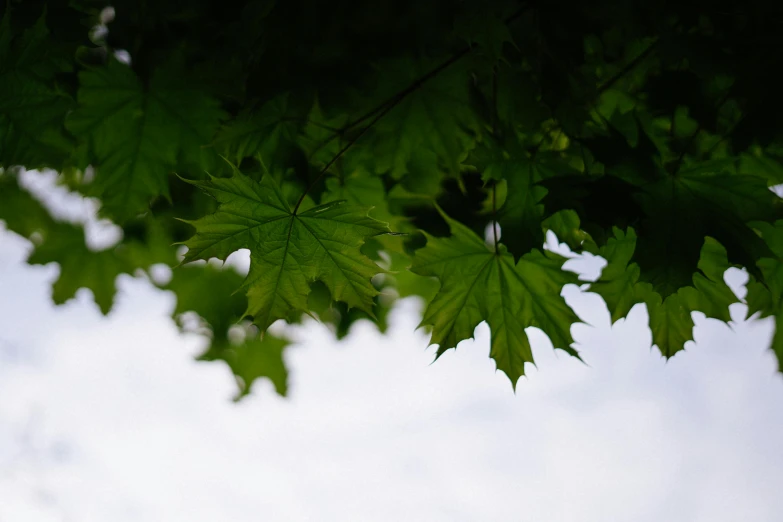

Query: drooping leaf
left=633, top=162, right=778, bottom=296
left=166, top=264, right=248, bottom=338
left=166, top=264, right=291, bottom=398
left=644, top=292, right=695, bottom=358
left=593, top=228, right=737, bottom=357
left=743, top=221, right=783, bottom=370
left=181, top=170, right=389, bottom=332
left=545, top=155, right=780, bottom=297
left=220, top=333, right=290, bottom=399
left=411, top=209, right=581, bottom=386
left=589, top=228, right=653, bottom=323
left=0, top=173, right=128, bottom=314
left=0, top=172, right=58, bottom=236
left=746, top=221, right=783, bottom=319
left=26, top=223, right=126, bottom=314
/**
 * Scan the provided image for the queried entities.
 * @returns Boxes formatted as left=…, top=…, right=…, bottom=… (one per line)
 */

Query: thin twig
left=596, top=38, right=659, bottom=95
left=492, top=183, right=499, bottom=253
left=491, top=66, right=499, bottom=137
left=302, top=50, right=471, bottom=166
left=281, top=117, right=343, bottom=133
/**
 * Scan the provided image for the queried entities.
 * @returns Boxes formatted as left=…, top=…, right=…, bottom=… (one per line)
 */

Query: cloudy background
left=1, top=171, right=782, bottom=521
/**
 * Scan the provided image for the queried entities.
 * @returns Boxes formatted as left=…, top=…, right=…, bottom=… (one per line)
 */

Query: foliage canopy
left=2, top=0, right=783, bottom=396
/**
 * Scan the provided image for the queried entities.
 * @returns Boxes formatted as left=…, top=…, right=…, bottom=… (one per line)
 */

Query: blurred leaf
left=66, top=59, right=225, bottom=222
left=0, top=12, right=74, bottom=167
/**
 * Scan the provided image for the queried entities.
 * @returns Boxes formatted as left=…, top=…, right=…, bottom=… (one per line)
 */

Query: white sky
left=1, top=173, right=783, bottom=521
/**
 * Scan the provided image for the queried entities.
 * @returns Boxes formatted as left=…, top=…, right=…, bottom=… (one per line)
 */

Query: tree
left=2, top=0, right=782, bottom=398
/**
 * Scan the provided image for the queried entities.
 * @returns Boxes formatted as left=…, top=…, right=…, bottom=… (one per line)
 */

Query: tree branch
left=596, top=38, right=659, bottom=95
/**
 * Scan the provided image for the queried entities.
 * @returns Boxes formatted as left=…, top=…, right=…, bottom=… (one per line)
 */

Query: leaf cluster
left=3, top=0, right=783, bottom=395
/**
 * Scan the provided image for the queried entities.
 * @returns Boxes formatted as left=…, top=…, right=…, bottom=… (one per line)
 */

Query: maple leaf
left=0, top=172, right=59, bottom=237
left=453, top=6, right=515, bottom=64
left=593, top=228, right=737, bottom=357
left=321, top=170, right=402, bottom=227
left=588, top=228, right=654, bottom=323
left=745, top=221, right=783, bottom=319
left=0, top=174, right=127, bottom=314
left=542, top=209, right=596, bottom=253
left=180, top=170, right=389, bottom=332
left=544, top=156, right=779, bottom=296
left=166, top=264, right=290, bottom=398
left=743, top=221, right=783, bottom=371
left=1, top=172, right=186, bottom=314
left=66, top=58, right=225, bottom=222
left=0, top=12, right=74, bottom=168
left=369, top=59, right=479, bottom=180
left=411, top=209, right=581, bottom=387
left=633, top=161, right=777, bottom=296
left=219, top=334, right=290, bottom=400
left=26, top=223, right=127, bottom=314
left=212, top=94, right=300, bottom=165
left=166, top=264, right=248, bottom=338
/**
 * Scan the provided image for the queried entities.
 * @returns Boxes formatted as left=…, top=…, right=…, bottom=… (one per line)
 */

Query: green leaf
left=411, top=210, right=580, bottom=387
left=166, top=263, right=291, bottom=398
left=0, top=173, right=128, bottom=314
left=645, top=293, right=695, bottom=358
left=593, top=228, right=737, bottom=357
left=0, top=172, right=58, bottom=236
left=590, top=228, right=653, bottom=323
left=634, top=162, right=777, bottom=296
left=739, top=150, right=783, bottom=185
left=322, top=171, right=396, bottom=225
left=746, top=222, right=783, bottom=319
left=295, top=101, right=352, bottom=169
left=27, top=223, right=127, bottom=314
left=0, top=12, right=74, bottom=168
left=744, top=221, right=783, bottom=369
left=453, top=5, right=515, bottom=64
left=166, top=264, right=247, bottom=337
left=545, top=158, right=779, bottom=298
left=771, top=308, right=783, bottom=372
left=677, top=237, right=739, bottom=323
left=542, top=209, right=596, bottom=253
left=212, top=94, right=300, bottom=165
left=181, top=170, right=389, bottom=332
left=66, top=59, right=225, bottom=222
left=220, top=333, right=290, bottom=399
left=370, top=59, right=478, bottom=179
